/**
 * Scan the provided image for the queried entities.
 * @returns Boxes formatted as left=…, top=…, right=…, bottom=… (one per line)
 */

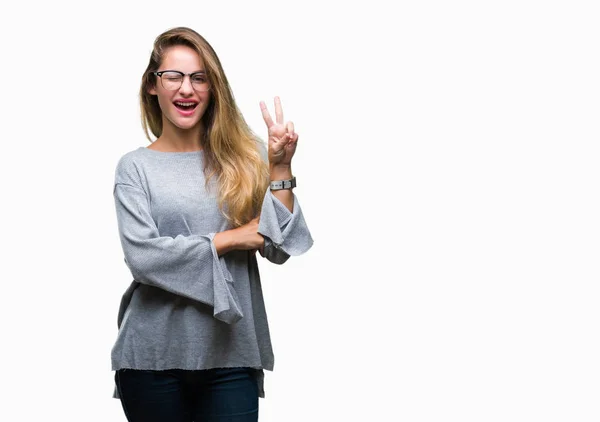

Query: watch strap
left=270, top=176, right=296, bottom=190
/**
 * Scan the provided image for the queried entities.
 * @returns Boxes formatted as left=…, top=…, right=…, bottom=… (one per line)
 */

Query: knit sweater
left=110, top=145, right=313, bottom=399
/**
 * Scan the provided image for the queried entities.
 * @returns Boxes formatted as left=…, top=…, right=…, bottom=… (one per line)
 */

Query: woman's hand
left=260, top=96, right=298, bottom=166
left=213, top=217, right=265, bottom=256
left=233, top=217, right=265, bottom=254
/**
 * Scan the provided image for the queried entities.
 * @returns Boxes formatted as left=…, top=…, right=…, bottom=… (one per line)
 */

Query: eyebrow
left=162, top=69, right=206, bottom=74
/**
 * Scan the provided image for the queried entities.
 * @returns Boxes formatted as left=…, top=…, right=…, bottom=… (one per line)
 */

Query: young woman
left=111, top=26, right=313, bottom=422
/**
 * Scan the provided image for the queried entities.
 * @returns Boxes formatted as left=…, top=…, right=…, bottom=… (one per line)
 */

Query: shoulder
left=114, top=147, right=147, bottom=187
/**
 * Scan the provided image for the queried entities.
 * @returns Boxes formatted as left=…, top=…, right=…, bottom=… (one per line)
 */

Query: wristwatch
left=270, top=176, right=296, bottom=190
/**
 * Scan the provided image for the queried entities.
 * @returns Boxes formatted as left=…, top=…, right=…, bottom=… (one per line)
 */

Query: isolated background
left=1, top=1, right=598, bottom=421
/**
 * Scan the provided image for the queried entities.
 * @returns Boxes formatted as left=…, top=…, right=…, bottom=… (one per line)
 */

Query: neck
left=156, top=121, right=205, bottom=152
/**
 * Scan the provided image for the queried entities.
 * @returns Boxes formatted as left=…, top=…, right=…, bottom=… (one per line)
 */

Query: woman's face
left=148, top=45, right=212, bottom=132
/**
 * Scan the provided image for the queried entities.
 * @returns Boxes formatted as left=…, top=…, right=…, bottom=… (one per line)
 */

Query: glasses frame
left=151, top=70, right=211, bottom=92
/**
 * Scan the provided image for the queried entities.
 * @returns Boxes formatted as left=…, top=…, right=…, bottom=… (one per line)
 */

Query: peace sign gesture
left=260, top=96, right=298, bottom=166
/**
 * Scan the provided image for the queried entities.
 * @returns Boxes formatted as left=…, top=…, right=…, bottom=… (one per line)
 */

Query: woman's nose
left=179, top=75, right=194, bottom=93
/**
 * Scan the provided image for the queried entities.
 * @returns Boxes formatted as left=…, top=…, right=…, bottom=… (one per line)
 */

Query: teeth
left=175, top=102, right=196, bottom=106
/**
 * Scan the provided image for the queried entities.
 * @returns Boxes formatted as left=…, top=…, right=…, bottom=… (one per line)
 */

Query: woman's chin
left=167, top=116, right=203, bottom=131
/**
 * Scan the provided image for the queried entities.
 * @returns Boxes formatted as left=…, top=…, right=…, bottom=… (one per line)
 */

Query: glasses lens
left=191, top=74, right=210, bottom=92
left=161, top=71, right=183, bottom=90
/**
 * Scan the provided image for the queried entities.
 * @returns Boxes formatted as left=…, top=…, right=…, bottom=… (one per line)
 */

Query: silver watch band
left=270, top=176, right=296, bottom=190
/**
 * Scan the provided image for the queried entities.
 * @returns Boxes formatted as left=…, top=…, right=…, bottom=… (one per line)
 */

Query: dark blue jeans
left=115, top=367, right=259, bottom=422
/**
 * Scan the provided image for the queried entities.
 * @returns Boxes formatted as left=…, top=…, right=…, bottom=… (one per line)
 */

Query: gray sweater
left=110, top=146, right=313, bottom=398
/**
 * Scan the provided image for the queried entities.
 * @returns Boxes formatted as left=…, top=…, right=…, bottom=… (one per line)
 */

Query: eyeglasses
left=152, top=70, right=211, bottom=92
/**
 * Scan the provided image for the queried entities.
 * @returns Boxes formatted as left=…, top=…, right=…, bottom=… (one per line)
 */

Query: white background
left=1, top=0, right=599, bottom=421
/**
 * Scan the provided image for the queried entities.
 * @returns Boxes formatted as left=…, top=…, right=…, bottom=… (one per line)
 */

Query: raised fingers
left=274, top=96, right=284, bottom=124
left=259, top=101, right=274, bottom=128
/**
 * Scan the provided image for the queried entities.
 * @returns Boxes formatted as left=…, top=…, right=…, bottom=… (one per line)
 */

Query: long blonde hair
left=140, top=27, right=270, bottom=227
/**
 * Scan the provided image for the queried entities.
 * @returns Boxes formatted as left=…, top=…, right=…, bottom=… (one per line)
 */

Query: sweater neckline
left=137, top=146, right=204, bottom=157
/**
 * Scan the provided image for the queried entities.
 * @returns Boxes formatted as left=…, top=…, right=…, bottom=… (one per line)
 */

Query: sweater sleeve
left=112, top=157, right=243, bottom=324
left=258, top=189, right=314, bottom=264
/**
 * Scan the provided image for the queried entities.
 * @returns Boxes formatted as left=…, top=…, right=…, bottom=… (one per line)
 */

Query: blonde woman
left=111, top=27, right=313, bottom=422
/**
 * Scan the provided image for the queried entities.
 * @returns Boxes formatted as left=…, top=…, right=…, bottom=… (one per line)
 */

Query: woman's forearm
left=270, top=163, right=294, bottom=212
left=213, top=231, right=236, bottom=256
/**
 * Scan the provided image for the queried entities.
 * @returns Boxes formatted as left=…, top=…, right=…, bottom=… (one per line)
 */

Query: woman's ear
left=148, top=85, right=157, bottom=95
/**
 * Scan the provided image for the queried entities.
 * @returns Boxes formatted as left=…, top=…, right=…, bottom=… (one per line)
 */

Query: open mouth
left=174, top=101, right=198, bottom=111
